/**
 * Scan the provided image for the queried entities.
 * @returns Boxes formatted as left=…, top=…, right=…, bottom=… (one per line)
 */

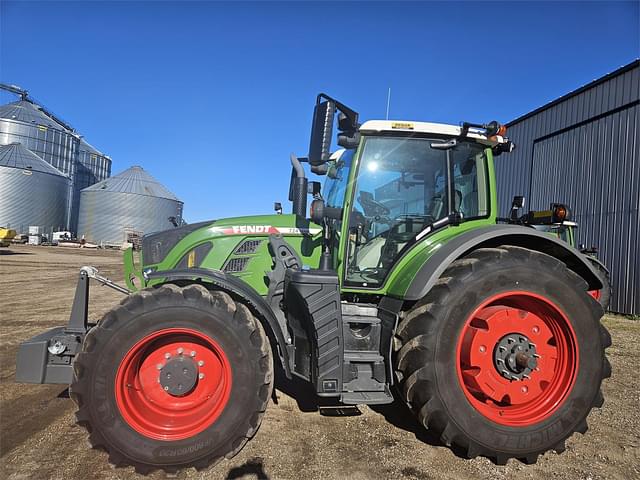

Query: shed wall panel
left=496, top=61, right=639, bottom=314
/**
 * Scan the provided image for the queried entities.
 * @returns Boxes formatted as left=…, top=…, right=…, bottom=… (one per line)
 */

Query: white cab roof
left=359, top=120, right=507, bottom=146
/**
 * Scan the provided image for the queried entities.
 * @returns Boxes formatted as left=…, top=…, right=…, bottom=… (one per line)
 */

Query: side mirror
left=274, top=202, right=283, bottom=215
left=308, top=181, right=322, bottom=198
left=512, top=196, right=525, bottom=209
left=308, top=100, right=335, bottom=166
left=510, top=196, right=525, bottom=221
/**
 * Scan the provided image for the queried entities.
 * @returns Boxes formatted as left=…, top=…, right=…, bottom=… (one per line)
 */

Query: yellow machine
left=0, top=227, right=17, bottom=247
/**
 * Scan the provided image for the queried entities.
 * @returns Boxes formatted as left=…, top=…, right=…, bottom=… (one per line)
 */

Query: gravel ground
left=1, top=245, right=638, bottom=480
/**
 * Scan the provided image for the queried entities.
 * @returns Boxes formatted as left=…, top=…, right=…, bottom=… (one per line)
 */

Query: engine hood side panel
left=138, top=214, right=322, bottom=296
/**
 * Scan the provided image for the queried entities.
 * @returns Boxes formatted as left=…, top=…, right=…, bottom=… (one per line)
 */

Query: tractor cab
left=297, top=94, right=514, bottom=289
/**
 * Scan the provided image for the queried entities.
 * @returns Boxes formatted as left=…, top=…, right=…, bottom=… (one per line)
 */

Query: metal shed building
left=496, top=59, right=639, bottom=315
left=77, top=165, right=183, bottom=246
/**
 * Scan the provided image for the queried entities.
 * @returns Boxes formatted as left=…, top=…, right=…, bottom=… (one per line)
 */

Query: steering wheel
left=378, top=214, right=435, bottom=268
left=358, top=191, right=391, bottom=217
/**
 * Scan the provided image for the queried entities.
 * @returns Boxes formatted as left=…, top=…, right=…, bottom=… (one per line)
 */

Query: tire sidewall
left=86, top=301, right=268, bottom=466
left=434, top=262, right=604, bottom=455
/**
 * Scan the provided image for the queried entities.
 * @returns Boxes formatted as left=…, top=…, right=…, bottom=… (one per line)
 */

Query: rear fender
left=404, top=225, right=603, bottom=301
left=146, top=268, right=292, bottom=377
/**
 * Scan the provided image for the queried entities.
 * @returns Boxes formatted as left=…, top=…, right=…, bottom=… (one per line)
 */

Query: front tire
left=70, top=284, right=273, bottom=474
left=395, top=246, right=611, bottom=464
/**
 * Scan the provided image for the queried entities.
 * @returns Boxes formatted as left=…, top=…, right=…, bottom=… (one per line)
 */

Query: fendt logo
left=231, top=225, right=274, bottom=234
left=211, top=225, right=322, bottom=236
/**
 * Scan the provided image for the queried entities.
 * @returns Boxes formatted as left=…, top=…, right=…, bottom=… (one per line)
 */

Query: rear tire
left=395, top=246, right=611, bottom=464
left=70, top=284, right=273, bottom=474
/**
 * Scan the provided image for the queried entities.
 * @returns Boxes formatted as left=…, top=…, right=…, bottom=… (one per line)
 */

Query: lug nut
left=198, top=373, right=205, bottom=379
left=190, top=351, right=196, bottom=357
left=197, top=360, right=204, bottom=367
left=163, top=386, right=169, bottom=391
left=156, top=363, right=163, bottom=370
left=177, top=347, right=184, bottom=355
left=164, top=353, right=171, bottom=359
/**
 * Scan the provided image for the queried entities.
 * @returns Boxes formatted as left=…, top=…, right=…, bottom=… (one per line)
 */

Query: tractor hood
left=139, top=214, right=321, bottom=271
left=127, top=213, right=323, bottom=294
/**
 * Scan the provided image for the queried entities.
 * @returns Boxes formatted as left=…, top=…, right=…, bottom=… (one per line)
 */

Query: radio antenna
left=385, top=87, right=391, bottom=120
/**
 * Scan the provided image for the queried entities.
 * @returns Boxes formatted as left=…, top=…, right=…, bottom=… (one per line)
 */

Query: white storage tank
left=0, top=142, right=70, bottom=234
left=77, top=165, right=183, bottom=245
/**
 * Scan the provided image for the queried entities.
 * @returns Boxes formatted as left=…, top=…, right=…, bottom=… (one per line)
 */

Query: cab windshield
left=345, top=136, right=489, bottom=287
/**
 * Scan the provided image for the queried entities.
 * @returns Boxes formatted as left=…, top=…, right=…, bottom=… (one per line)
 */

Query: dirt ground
left=1, top=245, right=638, bottom=480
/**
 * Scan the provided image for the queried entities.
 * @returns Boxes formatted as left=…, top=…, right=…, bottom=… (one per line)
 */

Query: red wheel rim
left=115, top=328, right=232, bottom=441
left=455, top=292, right=578, bottom=426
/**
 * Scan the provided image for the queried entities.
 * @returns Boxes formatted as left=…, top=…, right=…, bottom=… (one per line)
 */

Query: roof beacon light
left=552, top=203, right=570, bottom=223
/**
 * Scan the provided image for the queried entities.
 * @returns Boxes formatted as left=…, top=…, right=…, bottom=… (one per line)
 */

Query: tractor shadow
left=225, top=457, right=269, bottom=479
left=370, top=398, right=468, bottom=459
left=0, top=250, right=33, bottom=255
left=273, top=366, right=319, bottom=412
left=272, top=367, right=361, bottom=416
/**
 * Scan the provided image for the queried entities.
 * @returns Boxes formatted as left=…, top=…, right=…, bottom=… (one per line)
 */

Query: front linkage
left=15, top=266, right=130, bottom=385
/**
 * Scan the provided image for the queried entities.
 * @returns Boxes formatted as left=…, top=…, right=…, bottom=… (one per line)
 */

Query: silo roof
left=0, top=100, right=70, bottom=131
left=83, top=165, right=181, bottom=201
left=79, top=138, right=107, bottom=157
left=0, top=142, right=69, bottom=177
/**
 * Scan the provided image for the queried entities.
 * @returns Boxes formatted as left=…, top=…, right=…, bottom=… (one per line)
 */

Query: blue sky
left=1, top=1, right=638, bottom=222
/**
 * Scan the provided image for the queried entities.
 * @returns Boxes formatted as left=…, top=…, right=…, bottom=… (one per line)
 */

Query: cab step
left=341, top=386, right=394, bottom=405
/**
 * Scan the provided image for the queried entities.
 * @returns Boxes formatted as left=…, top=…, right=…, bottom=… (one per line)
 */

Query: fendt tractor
left=509, top=203, right=612, bottom=310
left=16, top=95, right=611, bottom=474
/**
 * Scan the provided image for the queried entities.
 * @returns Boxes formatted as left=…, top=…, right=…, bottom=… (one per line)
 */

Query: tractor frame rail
left=15, top=266, right=130, bottom=384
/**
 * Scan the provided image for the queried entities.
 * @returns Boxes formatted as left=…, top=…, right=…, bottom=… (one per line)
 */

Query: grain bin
left=0, top=99, right=79, bottom=178
left=72, top=139, right=113, bottom=231
left=0, top=142, right=70, bottom=234
left=77, top=166, right=183, bottom=245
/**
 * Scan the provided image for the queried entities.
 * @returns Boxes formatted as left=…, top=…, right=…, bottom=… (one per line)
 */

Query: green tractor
left=16, top=94, right=611, bottom=473
left=507, top=200, right=612, bottom=309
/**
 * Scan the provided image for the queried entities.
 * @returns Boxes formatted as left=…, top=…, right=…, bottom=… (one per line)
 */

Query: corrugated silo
left=77, top=139, right=112, bottom=187
left=0, top=142, right=70, bottom=233
left=0, top=98, right=79, bottom=229
left=72, top=139, right=113, bottom=230
left=0, top=99, right=79, bottom=178
left=77, top=166, right=183, bottom=245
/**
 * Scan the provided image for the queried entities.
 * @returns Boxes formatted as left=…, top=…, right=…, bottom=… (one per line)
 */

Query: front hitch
left=15, top=266, right=130, bottom=384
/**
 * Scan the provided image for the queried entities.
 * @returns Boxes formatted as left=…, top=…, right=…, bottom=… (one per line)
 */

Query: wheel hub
left=159, top=355, right=198, bottom=396
left=493, top=333, right=538, bottom=381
